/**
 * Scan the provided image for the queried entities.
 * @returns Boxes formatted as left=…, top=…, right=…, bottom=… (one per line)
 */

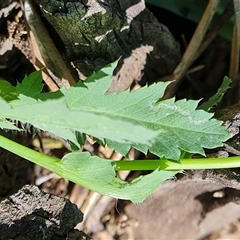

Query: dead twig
left=23, top=0, right=76, bottom=89
left=195, top=1, right=234, bottom=61
left=164, top=0, right=220, bottom=99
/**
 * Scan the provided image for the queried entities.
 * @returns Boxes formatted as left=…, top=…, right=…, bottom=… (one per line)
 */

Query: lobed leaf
left=58, top=151, right=179, bottom=203
left=62, top=67, right=231, bottom=160
left=0, top=68, right=158, bottom=145
left=0, top=131, right=178, bottom=203
left=0, top=97, right=157, bottom=146
left=0, top=64, right=231, bottom=160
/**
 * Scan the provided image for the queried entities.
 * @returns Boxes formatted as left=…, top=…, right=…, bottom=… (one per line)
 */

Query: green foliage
left=0, top=64, right=230, bottom=160
left=0, top=63, right=232, bottom=202
left=60, top=152, right=179, bottom=202
left=0, top=66, right=158, bottom=146
left=16, top=70, right=43, bottom=97
left=61, top=64, right=230, bottom=160
left=199, top=76, right=232, bottom=111
left=146, top=0, right=233, bottom=40
left=0, top=133, right=178, bottom=203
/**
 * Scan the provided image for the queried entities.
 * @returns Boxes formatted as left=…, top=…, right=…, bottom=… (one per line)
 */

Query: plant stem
left=115, top=157, right=240, bottom=171
left=0, top=134, right=60, bottom=172
left=1, top=134, right=240, bottom=172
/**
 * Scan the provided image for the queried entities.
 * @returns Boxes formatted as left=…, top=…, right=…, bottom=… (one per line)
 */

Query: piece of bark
left=0, top=185, right=90, bottom=240
left=31, top=0, right=181, bottom=91
left=0, top=1, right=34, bottom=82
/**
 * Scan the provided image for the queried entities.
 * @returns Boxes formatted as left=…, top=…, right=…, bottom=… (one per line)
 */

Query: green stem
left=0, top=134, right=60, bottom=172
left=115, top=157, right=240, bottom=171
left=1, top=134, right=240, bottom=172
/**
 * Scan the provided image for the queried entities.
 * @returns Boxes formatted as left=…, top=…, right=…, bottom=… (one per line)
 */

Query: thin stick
left=229, top=1, right=240, bottom=94
left=195, top=1, right=234, bottom=61
left=223, top=0, right=240, bottom=104
left=229, top=24, right=239, bottom=79
left=164, top=0, right=220, bottom=99
left=24, top=0, right=76, bottom=88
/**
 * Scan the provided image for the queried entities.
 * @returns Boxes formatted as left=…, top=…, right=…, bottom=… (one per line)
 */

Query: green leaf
left=0, top=63, right=231, bottom=160
left=16, top=71, right=43, bottom=97
left=0, top=119, right=20, bottom=131
left=0, top=64, right=158, bottom=146
left=106, top=139, right=131, bottom=156
left=0, top=133, right=179, bottom=203
left=62, top=71, right=230, bottom=160
left=147, top=98, right=229, bottom=159
left=59, top=152, right=179, bottom=203
left=0, top=97, right=157, bottom=146
left=75, top=131, right=86, bottom=146
left=0, top=81, right=18, bottom=101
left=199, top=76, right=232, bottom=111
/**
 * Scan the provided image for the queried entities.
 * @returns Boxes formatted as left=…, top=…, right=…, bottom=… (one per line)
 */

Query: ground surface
left=1, top=1, right=240, bottom=239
